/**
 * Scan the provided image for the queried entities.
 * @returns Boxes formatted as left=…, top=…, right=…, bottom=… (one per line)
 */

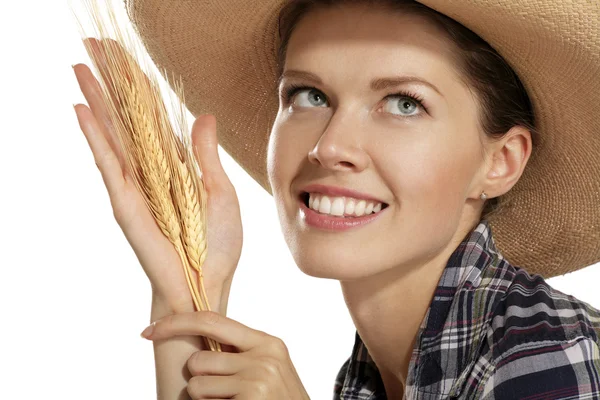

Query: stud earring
left=480, top=191, right=488, bottom=201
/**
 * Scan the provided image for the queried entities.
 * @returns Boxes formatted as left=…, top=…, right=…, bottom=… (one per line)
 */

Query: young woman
left=73, top=0, right=600, bottom=398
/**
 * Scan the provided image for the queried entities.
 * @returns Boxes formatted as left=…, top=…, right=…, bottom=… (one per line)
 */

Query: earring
left=480, top=191, right=488, bottom=201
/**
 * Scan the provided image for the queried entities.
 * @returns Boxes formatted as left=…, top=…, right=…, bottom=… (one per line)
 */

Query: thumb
left=191, top=114, right=230, bottom=190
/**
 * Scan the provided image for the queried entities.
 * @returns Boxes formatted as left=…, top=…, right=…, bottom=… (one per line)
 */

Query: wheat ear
left=168, top=77, right=220, bottom=352
left=71, top=0, right=221, bottom=353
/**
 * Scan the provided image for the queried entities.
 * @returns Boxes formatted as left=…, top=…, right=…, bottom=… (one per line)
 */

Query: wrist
left=218, top=278, right=233, bottom=315
left=151, top=283, right=230, bottom=318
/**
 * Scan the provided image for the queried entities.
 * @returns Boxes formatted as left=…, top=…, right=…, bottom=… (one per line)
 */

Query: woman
left=72, top=0, right=600, bottom=398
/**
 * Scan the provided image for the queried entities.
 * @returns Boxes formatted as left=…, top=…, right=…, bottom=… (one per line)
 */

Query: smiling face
left=267, top=3, right=488, bottom=281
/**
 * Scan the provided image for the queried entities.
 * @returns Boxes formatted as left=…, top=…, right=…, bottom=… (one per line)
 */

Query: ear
left=475, top=125, right=533, bottom=200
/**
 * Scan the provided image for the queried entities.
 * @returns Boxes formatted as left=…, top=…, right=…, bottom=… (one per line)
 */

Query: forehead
left=284, top=4, right=461, bottom=83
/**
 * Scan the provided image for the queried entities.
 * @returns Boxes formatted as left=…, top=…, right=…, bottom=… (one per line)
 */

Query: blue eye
left=383, top=95, right=422, bottom=116
left=281, top=84, right=427, bottom=117
left=286, top=86, right=328, bottom=108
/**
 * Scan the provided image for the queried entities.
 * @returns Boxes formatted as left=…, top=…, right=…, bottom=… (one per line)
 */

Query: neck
left=339, top=222, right=476, bottom=396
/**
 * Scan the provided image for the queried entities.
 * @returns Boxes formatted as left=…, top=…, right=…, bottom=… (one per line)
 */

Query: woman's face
left=267, top=4, right=487, bottom=281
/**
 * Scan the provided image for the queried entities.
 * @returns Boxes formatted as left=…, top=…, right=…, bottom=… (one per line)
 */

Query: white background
left=1, top=1, right=598, bottom=398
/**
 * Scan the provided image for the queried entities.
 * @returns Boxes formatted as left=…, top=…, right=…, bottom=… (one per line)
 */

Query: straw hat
left=123, top=0, right=599, bottom=278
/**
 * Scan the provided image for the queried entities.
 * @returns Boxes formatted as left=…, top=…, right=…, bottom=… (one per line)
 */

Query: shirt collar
left=413, top=219, right=507, bottom=396
left=340, top=330, right=387, bottom=399
left=420, top=219, right=502, bottom=342
left=340, top=219, right=508, bottom=399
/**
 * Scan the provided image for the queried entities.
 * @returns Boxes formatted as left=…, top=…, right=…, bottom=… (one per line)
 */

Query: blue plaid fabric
left=334, top=220, right=600, bottom=399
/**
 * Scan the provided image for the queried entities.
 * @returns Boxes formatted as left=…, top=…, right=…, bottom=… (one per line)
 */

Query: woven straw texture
left=124, top=0, right=599, bottom=278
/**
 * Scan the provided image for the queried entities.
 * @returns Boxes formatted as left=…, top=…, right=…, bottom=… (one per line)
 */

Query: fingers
left=88, top=38, right=148, bottom=89
left=141, top=311, right=264, bottom=352
left=77, top=38, right=156, bottom=175
left=187, top=375, right=239, bottom=399
left=73, top=60, right=127, bottom=173
left=191, top=115, right=232, bottom=192
left=187, top=350, right=245, bottom=376
left=73, top=103, right=125, bottom=197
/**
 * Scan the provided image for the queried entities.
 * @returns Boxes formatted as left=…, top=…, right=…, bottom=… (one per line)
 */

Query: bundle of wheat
left=70, top=0, right=221, bottom=353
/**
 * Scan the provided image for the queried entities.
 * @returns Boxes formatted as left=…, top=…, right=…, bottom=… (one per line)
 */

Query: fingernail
left=140, top=322, right=155, bottom=339
left=72, top=64, right=75, bottom=69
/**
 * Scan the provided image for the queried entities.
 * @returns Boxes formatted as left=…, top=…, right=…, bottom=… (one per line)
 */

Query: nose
left=307, top=113, right=370, bottom=172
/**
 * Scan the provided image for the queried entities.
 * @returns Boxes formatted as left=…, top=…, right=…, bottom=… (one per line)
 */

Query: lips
left=299, top=183, right=388, bottom=205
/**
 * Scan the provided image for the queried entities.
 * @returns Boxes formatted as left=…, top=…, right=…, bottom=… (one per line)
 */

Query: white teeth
left=318, top=196, right=331, bottom=214
left=345, top=199, right=355, bottom=215
left=331, top=198, right=345, bottom=216
left=355, top=200, right=366, bottom=216
left=307, top=193, right=384, bottom=218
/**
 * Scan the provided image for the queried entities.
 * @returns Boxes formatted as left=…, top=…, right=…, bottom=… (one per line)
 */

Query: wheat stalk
left=70, top=0, right=221, bottom=353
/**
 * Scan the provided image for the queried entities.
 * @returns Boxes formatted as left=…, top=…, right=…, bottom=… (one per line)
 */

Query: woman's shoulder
left=488, top=262, right=600, bottom=360
left=469, top=263, right=600, bottom=399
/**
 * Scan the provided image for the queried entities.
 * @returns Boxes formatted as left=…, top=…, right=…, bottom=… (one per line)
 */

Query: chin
left=296, top=262, right=367, bottom=280
left=291, top=245, right=382, bottom=281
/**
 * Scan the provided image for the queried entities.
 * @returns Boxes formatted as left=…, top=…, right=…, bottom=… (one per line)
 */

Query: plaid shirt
left=334, top=220, right=600, bottom=399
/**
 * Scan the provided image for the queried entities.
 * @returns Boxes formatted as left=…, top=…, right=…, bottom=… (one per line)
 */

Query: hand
left=140, top=311, right=311, bottom=400
left=73, top=38, right=243, bottom=313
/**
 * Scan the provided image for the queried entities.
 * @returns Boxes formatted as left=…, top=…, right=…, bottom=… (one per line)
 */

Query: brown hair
left=276, top=0, right=538, bottom=221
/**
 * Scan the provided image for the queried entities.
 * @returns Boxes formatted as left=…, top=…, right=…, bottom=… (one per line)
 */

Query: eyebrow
left=278, top=69, right=443, bottom=96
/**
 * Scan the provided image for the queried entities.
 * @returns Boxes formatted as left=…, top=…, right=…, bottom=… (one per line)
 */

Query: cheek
left=267, top=138, right=290, bottom=224
left=267, top=118, right=314, bottom=206
left=267, top=113, right=330, bottom=182
left=266, top=128, right=285, bottom=196
left=377, top=128, right=479, bottom=213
